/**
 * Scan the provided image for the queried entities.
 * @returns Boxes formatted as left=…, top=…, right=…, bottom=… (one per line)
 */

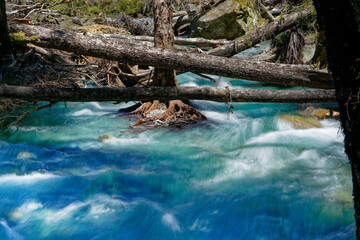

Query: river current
left=0, top=45, right=356, bottom=239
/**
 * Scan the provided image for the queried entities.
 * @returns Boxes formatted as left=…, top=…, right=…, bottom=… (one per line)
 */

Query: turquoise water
left=0, top=44, right=356, bottom=239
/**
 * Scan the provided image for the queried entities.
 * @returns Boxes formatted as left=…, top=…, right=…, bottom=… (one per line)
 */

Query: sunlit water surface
left=0, top=44, right=355, bottom=239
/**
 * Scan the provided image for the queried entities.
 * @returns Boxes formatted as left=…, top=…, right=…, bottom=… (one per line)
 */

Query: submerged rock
left=191, top=0, right=266, bottom=40
left=99, top=134, right=115, bottom=142
left=279, top=114, right=321, bottom=129
left=311, top=108, right=340, bottom=120
left=17, top=152, right=37, bottom=160
left=299, top=107, right=340, bottom=120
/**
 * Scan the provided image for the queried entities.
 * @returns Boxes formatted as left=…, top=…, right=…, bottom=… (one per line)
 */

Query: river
left=0, top=44, right=355, bottom=239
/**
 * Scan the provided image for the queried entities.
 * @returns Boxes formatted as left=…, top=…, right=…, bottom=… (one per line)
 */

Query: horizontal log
left=93, top=36, right=198, bottom=53
left=9, top=23, right=333, bottom=89
left=0, top=85, right=336, bottom=103
left=86, top=33, right=232, bottom=47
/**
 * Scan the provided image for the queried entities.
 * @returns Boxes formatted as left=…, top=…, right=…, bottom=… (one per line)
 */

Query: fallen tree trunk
left=86, top=33, right=232, bottom=48
left=0, top=85, right=336, bottom=103
left=93, top=36, right=199, bottom=53
left=207, top=10, right=311, bottom=57
left=9, top=23, right=333, bottom=89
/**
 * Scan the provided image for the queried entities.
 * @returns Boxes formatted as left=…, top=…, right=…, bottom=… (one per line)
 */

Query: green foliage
left=87, top=6, right=101, bottom=15
left=243, top=36, right=252, bottom=47
left=36, top=0, right=149, bottom=18
left=49, top=3, right=68, bottom=11
left=115, top=0, right=147, bottom=15
left=279, top=12, right=284, bottom=23
left=274, top=31, right=288, bottom=45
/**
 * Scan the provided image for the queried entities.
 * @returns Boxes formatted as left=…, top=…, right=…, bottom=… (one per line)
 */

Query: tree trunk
left=0, top=85, right=336, bottom=103
left=0, top=0, right=11, bottom=55
left=206, top=10, right=311, bottom=57
left=313, top=0, right=360, bottom=238
left=9, top=23, right=333, bottom=89
left=152, top=0, right=177, bottom=87
left=129, top=0, right=206, bottom=127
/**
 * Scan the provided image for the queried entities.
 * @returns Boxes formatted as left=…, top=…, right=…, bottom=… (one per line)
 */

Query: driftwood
left=0, top=85, right=336, bottom=103
left=9, top=23, right=333, bottom=89
left=207, top=10, right=311, bottom=57
left=86, top=33, right=232, bottom=48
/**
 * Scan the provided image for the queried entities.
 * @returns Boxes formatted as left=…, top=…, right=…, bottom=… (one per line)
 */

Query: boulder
left=311, top=108, right=340, bottom=120
left=279, top=114, right=322, bottom=129
left=191, top=0, right=266, bottom=40
left=302, top=34, right=316, bottom=64
left=299, top=107, right=340, bottom=120
left=99, top=134, right=115, bottom=141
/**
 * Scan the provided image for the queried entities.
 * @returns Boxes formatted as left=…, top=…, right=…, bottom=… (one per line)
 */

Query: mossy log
left=9, top=23, right=333, bottom=89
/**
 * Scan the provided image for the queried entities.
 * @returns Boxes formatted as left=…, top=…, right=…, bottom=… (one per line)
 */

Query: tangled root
left=128, top=100, right=207, bottom=128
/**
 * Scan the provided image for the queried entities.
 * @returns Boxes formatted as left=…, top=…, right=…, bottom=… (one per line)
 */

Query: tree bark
left=314, top=0, right=360, bottom=238
left=86, top=33, right=232, bottom=48
left=207, top=10, right=311, bottom=57
left=9, top=23, right=333, bottom=89
left=83, top=35, right=198, bottom=53
left=0, top=0, right=11, bottom=55
left=152, top=0, right=177, bottom=87
left=0, top=85, right=336, bottom=103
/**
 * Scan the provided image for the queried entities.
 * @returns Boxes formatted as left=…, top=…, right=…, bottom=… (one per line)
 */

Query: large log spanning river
left=0, top=44, right=355, bottom=239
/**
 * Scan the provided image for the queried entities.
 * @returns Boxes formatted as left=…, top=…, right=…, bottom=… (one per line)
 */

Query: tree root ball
left=128, top=100, right=207, bottom=128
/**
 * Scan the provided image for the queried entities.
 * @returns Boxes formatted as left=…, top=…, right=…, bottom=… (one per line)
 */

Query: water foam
left=0, top=173, right=59, bottom=185
left=45, top=194, right=129, bottom=224
left=246, top=123, right=343, bottom=148
left=46, top=202, right=86, bottom=223
left=69, top=109, right=108, bottom=117
left=17, top=201, right=43, bottom=213
left=202, top=111, right=244, bottom=124
left=162, top=213, right=181, bottom=232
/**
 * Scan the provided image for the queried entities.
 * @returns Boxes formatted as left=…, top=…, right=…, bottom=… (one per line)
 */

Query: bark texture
left=0, top=85, right=336, bottom=103
left=207, top=10, right=311, bottom=57
left=152, top=0, right=177, bottom=87
left=86, top=33, right=232, bottom=48
left=314, top=0, right=360, bottom=238
left=9, top=23, right=333, bottom=89
left=0, top=0, right=11, bottom=54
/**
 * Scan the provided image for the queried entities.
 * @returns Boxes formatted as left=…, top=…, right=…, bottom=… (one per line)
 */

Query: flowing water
left=0, top=45, right=356, bottom=239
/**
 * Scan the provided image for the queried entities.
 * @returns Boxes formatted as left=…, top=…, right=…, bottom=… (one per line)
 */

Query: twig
left=11, top=102, right=57, bottom=126
left=84, top=74, right=102, bottom=87
left=194, top=73, right=217, bottom=84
